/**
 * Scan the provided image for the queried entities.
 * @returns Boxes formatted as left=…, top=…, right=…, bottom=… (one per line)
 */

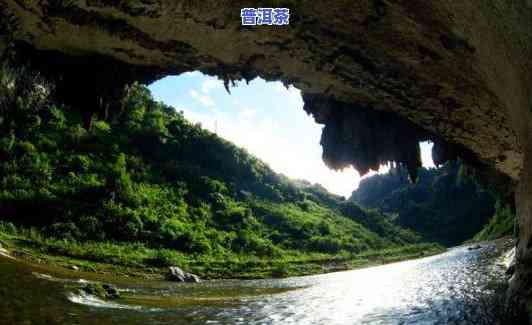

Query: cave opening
left=148, top=72, right=436, bottom=199
left=0, top=0, right=529, bottom=319
left=8, top=43, right=452, bottom=193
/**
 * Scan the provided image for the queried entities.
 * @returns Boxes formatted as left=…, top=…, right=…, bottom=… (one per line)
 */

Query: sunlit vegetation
left=473, top=201, right=515, bottom=241
left=0, top=64, right=442, bottom=277
left=350, top=162, right=497, bottom=246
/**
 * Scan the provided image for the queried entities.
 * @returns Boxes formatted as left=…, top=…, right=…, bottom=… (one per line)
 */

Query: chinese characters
left=241, top=8, right=290, bottom=26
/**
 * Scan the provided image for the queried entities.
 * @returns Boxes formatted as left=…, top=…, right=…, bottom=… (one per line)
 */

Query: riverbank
left=0, top=236, right=517, bottom=325
left=0, top=227, right=444, bottom=281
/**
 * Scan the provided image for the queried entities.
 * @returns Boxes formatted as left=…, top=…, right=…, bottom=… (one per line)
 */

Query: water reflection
left=0, top=244, right=506, bottom=325
left=222, top=245, right=502, bottom=324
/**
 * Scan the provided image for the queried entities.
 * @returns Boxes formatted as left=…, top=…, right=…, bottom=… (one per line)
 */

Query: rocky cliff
left=1, top=0, right=532, bottom=317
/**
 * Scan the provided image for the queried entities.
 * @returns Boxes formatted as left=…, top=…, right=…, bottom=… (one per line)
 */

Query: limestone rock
left=167, top=266, right=186, bottom=282
left=185, top=273, right=201, bottom=283
left=167, top=266, right=200, bottom=283
left=1, top=0, right=530, bottom=181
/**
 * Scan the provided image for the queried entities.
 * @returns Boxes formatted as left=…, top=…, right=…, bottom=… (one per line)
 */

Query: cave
left=1, top=0, right=532, bottom=317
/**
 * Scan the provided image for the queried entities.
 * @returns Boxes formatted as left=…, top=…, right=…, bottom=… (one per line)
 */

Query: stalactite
left=304, top=93, right=427, bottom=181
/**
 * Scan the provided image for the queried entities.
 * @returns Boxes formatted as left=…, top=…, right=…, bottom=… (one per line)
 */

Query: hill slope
left=350, top=163, right=496, bottom=245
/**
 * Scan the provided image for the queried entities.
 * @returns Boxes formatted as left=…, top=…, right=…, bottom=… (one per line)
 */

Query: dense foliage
left=0, top=64, right=424, bottom=267
left=473, top=201, right=515, bottom=241
left=350, top=162, right=496, bottom=245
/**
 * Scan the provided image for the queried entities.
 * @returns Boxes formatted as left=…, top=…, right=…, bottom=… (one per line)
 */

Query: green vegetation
left=350, top=162, right=496, bottom=246
left=473, top=201, right=515, bottom=241
left=0, top=64, right=442, bottom=278
left=0, top=221, right=442, bottom=278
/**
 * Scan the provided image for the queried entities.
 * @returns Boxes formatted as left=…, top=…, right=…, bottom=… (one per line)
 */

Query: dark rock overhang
left=1, top=0, right=531, bottom=184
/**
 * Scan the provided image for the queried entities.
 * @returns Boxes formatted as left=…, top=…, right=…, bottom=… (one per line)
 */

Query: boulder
left=167, top=266, right=186, bottom=282
left=184, top=273, right=201, bottom=283
left=82, top=283, right=120, bottom=300
left=167, top=266, right=200, bottom=283
left=0, top=242, right=10, bottom=257
left=102, top=284, right=120, bottom=299
left=468, top=245, right=482, bottom=251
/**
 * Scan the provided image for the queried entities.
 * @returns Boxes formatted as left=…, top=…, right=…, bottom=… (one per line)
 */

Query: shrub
left=0, top=133, right=15, bottom=157
left=102, top=201, right=143, bottom=241
left=232, top=230, right=276, bottom=256
left=48, top=106, right=66, bottom=130
left=68, top=154, right=91, bottom=173
left=15, top=141, right=36, bottom=156
left=66, top=124, right=88, bottom=145
left=145, top=249, right=180, bottom=267
left=271, top=264, right=290, bottom=278
left=77, top=216, right=104, bottom=240
left=143, top=110, right=167, bottom=135
left=159, top=218, right=186, bottom=243
left=215, top=201, right=253, bottom=228
left=172, top=230, right=212, bottom=254
left=105, top=153, right=134, bottom=203
left=92, top=120, right=111, bottom=134
left=309, top=236, right=343, bottom=253
left=36, top=135, right=57, bottom=151
left=0, top=221, right=18, bottom=235
left=47, top=222, right=82, bottom=240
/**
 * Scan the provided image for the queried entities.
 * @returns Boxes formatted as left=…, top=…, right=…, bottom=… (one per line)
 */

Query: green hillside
left=350, top=162, right=497, bottom=246
left=0, top=64, right=439, bottom=278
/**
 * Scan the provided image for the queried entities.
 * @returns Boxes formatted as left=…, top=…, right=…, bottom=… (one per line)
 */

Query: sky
left=149, top=72, right=435, bottom=198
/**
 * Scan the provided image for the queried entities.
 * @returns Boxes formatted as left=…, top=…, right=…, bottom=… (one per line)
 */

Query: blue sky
left=149, top=72, right=434, bottom=198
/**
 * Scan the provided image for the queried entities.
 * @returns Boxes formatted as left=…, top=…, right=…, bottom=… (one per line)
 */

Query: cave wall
left=1, top=0, right=530, bottom=178
left=1, top=0, right=532, bottom=316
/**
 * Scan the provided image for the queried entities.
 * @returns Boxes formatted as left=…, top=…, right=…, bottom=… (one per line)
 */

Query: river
left=0, top=242, right=512, bottom=325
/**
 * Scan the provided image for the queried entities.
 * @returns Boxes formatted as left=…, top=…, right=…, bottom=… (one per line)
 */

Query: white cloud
left=201, top=78, right=222, bottom=94
left=273, top=83, right=287, bottom=93
left=158, top=77, right=433, bottom=198
left=187, top=77, right=223, bottom=108
left=179, top=101, right=362, bottom=198
left=238, top=107, right=257, bottom=121
left=190, top=89, right=216, bottom=108
left=180, top=71, right=202, bottom=78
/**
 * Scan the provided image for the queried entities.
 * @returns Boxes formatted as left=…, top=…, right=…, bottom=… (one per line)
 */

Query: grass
left=0, top=222, right=444, bottom=280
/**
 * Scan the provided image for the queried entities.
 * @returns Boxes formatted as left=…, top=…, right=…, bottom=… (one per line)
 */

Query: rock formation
left=81, top=283, right=120, bottom=300
left=167, top=266, right=200, bottom=283
left=1, top=0, right=531, bottom=317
